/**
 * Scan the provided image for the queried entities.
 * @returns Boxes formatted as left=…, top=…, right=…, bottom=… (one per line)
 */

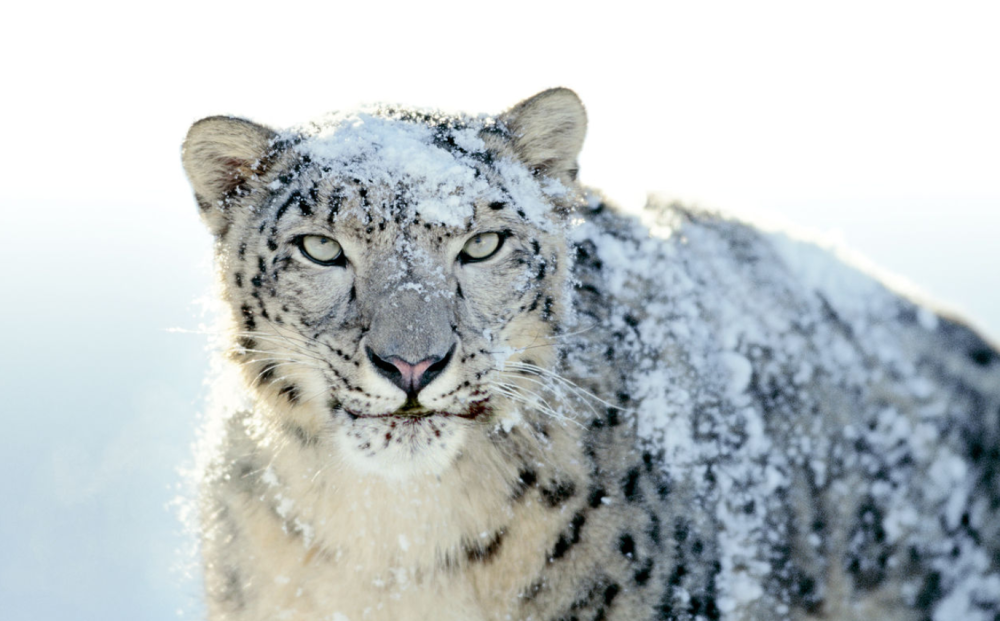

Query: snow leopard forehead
left=275, top=107, right=573, bottom=229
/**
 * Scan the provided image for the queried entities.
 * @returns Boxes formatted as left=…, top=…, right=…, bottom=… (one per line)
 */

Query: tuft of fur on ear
left=499, top=88, right=587, bottom=181
left=182, top=116, right=277, bottom=236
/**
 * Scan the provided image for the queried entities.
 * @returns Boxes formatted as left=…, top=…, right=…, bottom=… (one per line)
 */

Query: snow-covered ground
left=1, top=2, right=996, bottom=619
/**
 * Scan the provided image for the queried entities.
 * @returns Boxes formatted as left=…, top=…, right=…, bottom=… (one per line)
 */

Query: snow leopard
left=181, top=88, right=1000, bottom=621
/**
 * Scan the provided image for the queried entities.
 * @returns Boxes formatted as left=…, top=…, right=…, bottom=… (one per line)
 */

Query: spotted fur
left=183, top=89, right=1000, bottom=621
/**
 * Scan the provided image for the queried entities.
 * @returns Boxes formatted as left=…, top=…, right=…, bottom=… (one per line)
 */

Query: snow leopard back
left=561, top=197, right=1000, bottom=620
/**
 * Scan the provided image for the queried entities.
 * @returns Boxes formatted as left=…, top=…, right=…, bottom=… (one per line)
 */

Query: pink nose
left=365, top=346, right=454, bottom=398
left=388, top=357, right=437, bottom=394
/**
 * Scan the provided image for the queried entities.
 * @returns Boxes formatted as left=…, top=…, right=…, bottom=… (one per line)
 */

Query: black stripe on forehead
left=327, top=190, right=344, bottom=223
left=300, top=181, right=318, bottom=216
left=275, top=190, right=302, bottom=222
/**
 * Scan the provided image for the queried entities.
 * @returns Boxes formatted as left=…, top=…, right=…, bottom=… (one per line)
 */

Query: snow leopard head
left=183, top=89, right=587, bottom=477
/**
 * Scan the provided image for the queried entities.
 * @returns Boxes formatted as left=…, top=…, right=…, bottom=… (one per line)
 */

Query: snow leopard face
left=183, top=89, right=587, bottom=477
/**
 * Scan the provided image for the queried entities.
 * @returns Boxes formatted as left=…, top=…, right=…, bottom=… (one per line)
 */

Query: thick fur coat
left=182, top=89, right=1000, bottom=621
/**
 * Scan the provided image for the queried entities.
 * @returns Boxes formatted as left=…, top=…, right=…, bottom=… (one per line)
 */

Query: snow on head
left=289, top=107, right=558, bottom=228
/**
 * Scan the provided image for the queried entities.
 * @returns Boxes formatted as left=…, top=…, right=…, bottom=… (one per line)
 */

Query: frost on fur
left=181, top=89, right=1000, bottom=621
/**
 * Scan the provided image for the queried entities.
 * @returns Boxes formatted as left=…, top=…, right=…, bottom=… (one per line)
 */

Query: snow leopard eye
left=459, top=232, right=503, bottom=263
left=298, top=235, right=344, bottom=266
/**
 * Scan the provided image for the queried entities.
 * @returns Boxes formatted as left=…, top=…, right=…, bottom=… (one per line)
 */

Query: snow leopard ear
left=500, top=87, right=587, bottom=181
left=182, top=116, right=277, bottom=236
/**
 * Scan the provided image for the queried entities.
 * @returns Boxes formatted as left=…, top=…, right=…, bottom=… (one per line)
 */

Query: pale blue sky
left=1, top=1, right=997, bottom=619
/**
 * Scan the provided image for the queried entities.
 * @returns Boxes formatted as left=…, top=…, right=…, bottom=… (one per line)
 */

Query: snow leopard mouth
left=338, top=398, right=492, bottom=422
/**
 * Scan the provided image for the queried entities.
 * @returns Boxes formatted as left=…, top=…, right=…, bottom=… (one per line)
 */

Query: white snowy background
left=1, top=1, right=997, bottom=619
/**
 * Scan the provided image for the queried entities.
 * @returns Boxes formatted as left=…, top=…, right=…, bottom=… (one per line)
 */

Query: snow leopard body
left=182, top=89, right=1000, bottom=621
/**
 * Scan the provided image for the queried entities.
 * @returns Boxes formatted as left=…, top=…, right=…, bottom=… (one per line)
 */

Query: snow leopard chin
left=334, top=413, right=471, bottom=479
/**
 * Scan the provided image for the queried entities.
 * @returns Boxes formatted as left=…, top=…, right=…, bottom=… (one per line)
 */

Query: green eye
left=299, top=235, right=344, bottom=265
left=460, top=232, right=503, bottom=263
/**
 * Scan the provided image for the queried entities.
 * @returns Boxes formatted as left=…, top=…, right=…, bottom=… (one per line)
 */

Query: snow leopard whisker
left=259, top=315, right=336, bottom=355
left=241, top=355, right=324, bottom=375
left=498, top=376, right=596, bottom=426
left=239, top=330, right=327, bottom=353
left=504, top=361, right=626, bottom=411
left=489, top=381, right=582, bottom=428
left=237, top=334, right=331, bottom=366
left=499, top=371, right=602, bottom=421
left=239, top=349, right=317, bottom=362
left=247, top=364, right=309, bottom=391
left=488, top=386, right=563, bottom=425
left=498, top=322, right=600, bottom=351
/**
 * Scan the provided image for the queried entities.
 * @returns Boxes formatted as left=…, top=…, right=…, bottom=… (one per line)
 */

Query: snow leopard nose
left=366, top=345, right=455, bottom=399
